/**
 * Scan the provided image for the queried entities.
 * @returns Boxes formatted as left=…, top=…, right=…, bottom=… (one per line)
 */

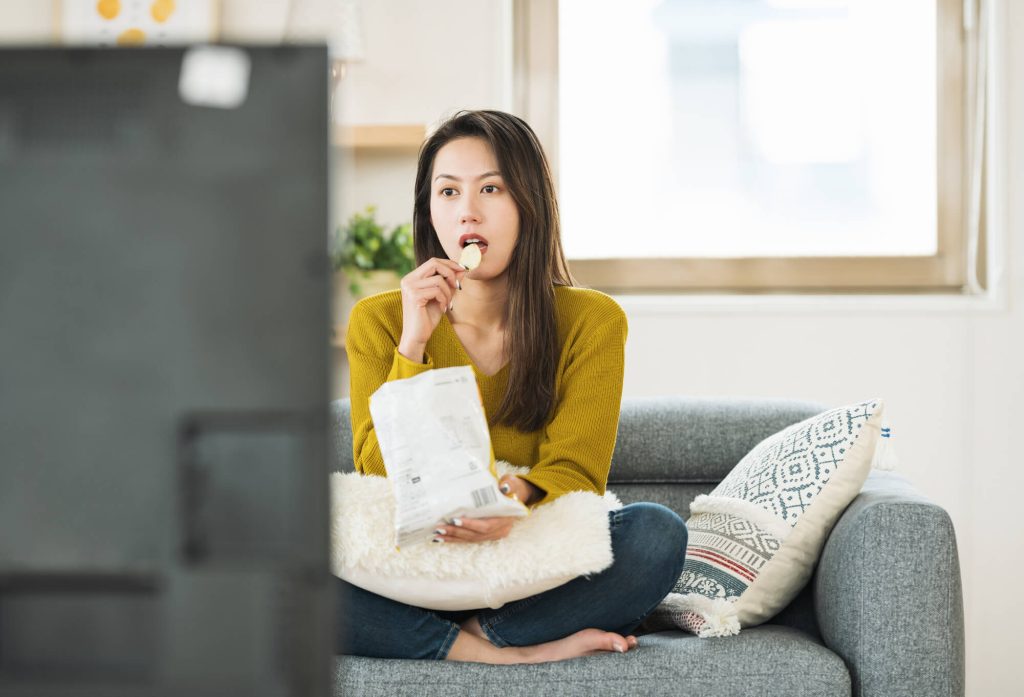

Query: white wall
left=3, top=1, right=1021, bottom=694
left=0, top=2, right=53, bottom=42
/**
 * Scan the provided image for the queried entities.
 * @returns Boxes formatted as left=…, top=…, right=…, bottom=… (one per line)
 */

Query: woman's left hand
left=432, top=516, right=516, bottom=544
left=432, top=475, right=543, bottom=544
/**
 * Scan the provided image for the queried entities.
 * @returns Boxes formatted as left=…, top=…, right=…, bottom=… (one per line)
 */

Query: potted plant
left=330, top=205, right=415, bottom=327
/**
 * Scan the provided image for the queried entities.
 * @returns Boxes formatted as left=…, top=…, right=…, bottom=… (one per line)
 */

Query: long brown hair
left=413, top=110, right=575, bottom=432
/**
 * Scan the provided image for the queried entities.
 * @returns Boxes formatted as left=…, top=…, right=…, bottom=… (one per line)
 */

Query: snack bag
left=369, top=365, right=528, bottom=548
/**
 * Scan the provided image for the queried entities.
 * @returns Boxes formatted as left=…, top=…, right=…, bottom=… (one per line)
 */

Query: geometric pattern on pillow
left=713, top=399, right=878, bottom=523
left=654, top=398, right=884, bottom=637
left=678, top=512, right=784, bottom=599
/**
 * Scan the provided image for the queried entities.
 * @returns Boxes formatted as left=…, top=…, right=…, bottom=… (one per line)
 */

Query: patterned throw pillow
left=653, top=398, right=889, bottom=637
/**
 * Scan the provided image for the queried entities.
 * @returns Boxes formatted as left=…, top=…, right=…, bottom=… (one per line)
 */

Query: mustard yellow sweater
left=345, top=285, right=628, bottom=507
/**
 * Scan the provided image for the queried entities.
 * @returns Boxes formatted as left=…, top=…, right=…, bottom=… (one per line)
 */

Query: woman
left=339, top=110, right=687, bottom=663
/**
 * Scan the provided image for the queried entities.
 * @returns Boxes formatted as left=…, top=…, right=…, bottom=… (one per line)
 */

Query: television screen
left=0, top=45, right=333, bottom=696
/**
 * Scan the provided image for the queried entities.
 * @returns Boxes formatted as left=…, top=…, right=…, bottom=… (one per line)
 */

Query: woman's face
left=429, top=136, right=520, bottom=282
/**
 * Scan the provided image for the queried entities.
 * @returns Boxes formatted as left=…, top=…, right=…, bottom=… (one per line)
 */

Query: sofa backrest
left=604, top=396, right=825, bottom=515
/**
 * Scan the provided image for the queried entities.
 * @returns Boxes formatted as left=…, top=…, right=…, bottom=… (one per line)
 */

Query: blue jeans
left=335, top=502, right=688, bottom=660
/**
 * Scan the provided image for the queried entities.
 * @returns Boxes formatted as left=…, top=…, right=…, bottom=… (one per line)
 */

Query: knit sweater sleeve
left=346, top=296, right=433, bottom=477
left=517, top=299, right=628, bottom=507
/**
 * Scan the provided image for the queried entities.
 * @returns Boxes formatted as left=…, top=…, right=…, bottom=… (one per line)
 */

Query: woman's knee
left=613, top=502, right=688, bottom=574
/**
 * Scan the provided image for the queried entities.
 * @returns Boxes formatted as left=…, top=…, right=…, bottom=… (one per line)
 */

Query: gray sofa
left=330, top=396, right=964, bottom=697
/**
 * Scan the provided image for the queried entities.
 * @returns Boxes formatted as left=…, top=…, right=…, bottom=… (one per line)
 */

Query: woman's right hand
left=397, top=257, right=465, bottom=362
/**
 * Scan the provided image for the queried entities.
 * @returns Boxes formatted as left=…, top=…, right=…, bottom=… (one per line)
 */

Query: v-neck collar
left=440, top=313, right=510, bottom=380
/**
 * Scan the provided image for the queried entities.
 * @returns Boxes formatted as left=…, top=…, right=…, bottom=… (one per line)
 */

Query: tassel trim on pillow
left=655, top=592, right=741, bottom=638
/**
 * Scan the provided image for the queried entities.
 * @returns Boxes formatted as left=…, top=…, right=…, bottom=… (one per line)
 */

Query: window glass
left=558, top=0, right=937, bottom=259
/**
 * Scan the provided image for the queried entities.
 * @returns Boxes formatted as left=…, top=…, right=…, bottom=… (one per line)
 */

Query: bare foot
left=522, top=628, right=638, bottom=663
left=447, top=622, right=638, bottom=664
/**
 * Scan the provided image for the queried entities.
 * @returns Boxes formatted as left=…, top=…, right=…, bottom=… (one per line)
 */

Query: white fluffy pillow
left=331, top=462, right=622, bottom=611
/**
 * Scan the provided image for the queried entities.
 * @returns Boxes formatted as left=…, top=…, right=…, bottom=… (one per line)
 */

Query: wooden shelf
left=332, top=124, right=426, bottom=150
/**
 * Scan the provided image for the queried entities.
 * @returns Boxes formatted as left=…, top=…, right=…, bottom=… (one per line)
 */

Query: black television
left=0, top=46, right=333, bottom=696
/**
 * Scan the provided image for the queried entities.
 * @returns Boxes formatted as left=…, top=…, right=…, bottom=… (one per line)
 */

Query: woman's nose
left=458, top=193, right=482, bottom=224
left=459, top=208, right=481, bottom=225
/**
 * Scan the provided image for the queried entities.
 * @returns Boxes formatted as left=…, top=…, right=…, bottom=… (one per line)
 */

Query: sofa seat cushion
left=333, top=625, right=850, bottom=697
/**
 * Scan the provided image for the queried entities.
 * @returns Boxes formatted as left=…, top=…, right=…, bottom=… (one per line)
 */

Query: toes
left=605, top=632, right=628, bottom=653
left=569, top=629, right=639, bottom=656
left=609, top=632, right=639, bottom=652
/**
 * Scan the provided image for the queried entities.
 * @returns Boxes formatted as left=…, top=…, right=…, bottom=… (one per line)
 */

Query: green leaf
left=329, top=205, right=415, bottom=275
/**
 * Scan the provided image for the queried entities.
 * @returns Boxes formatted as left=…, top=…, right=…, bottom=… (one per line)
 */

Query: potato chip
left=459, top=243, right=482, bottom=271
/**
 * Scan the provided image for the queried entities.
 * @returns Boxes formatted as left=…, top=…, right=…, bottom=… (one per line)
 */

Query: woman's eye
left=482, top=185, right=499, bottom=193
left=440, top=187, right=457, bottom=197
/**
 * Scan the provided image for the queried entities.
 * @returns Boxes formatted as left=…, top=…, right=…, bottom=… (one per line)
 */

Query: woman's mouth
left=459, top=233, right=490, bottom=252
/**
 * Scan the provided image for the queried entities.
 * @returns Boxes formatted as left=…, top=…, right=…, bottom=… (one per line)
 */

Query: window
left=514, top=0, right=986, bottom=292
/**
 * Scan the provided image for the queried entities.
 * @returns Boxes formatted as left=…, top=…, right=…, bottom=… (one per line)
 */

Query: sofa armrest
left=815, top=471, right=965, bottom=697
